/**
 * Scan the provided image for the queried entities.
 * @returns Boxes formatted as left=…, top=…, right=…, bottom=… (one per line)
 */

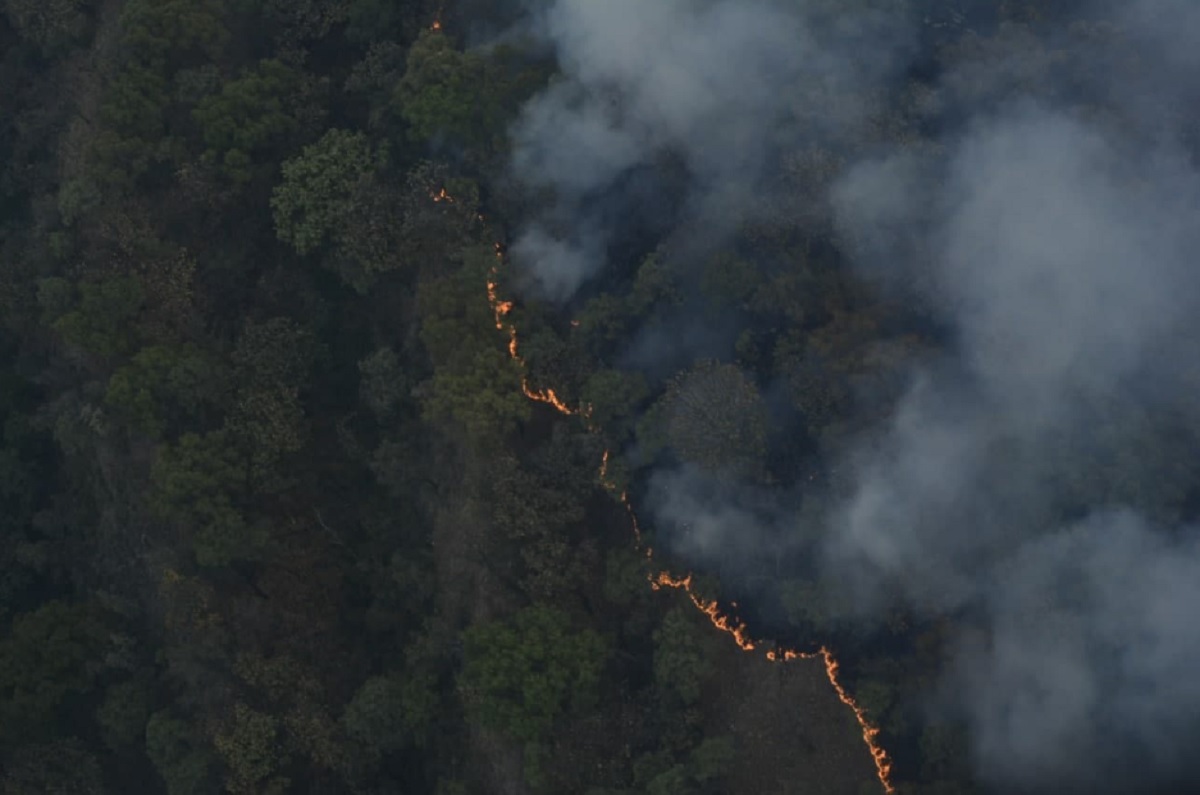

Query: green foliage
left=84, top=0, right=229, bottom=190
left=105, top=344, right=228, bottom=438
left=687, top=736, right=735, bottom=784
left=342, top=672, right=439, bottom=754
left=118, top=0, right=228, bottom=67
left=460, top=605, right=607, bottom=743
left=0, top=739, right=104, bottom=795
left=778, top=577, right=835, bottom=636
left=393, top=31, right=550, bottom=152
left=3, top=0, right=91, bottom=54
left=630, top=735, right=734, bottom=795
left=145, top=711, right=216, bottom=795
left=47, top=276, right=145, bottom=357
left=418, top=247, right=531, bottom=440
left=231, top=316, right=317, bottom=391
left=225, top=317, right=316, bottom=475
left=698, top=252, right=760, bottom=314
left=581, top=368, right=649, bottom=444
left=213, top=703, right=287, bottom=795
left=395, top=31, right=501, bottom=150
left=661, top=360, right=768, bottom=477
left=150, top=430, right=267, bottom=567
left=603, top=548, right=651, bottom=608
left=489, top=451, right=590, bottom=600
left=95, top=679, right=152, bottom=752
left=652, top=608, right=712, bottom=706
left=0, top=601, right=110, bottom=743
left=271, top=129, right=379, bottom=256
left=357, top=347, right=409, bottom=421
left=271, top=128, right=404, bottom=291
left=192, top=59, right=312, bottom=183
left=0, top=5, right=1129, bottom=794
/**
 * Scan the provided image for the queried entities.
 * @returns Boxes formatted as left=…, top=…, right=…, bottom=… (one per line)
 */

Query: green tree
left=95, top=679, right=152, bottom=752
left=84, top=0, right=228, bottom=191
left=459, top=605, right=607, bottom=743
left=395, top=30, right=502, bottom=150
left=581, top=368, right=649, bottom=444
left=104, top=344, right=228, bottom=438
left=687, top=736, right=735, bottom=785
left=271, top=129, right=379, bottom=257
left=192, top=59, right=315, bottom=183
left=270, top=129, right=404, bottom=291
left=1, top=739, right=105, bottom=795
left=213, top=703, right=287, bottom=795
left=145, top=711, right=216, bottom=795
left=661, top=360, right=768, bottom=477
left=698, top=251, right=761, bottom=315
left=653, top=608, right=712, bottom=706
left=225, top=316, right=317, bottom=480
left=342, top=672, right=439, bottom=755
left=417, top=246, right=530, bottom=441
left=43, top=276, right=145, bottom=358
left=3, top=0, right=91, bottom=54
left=150, top=430, right=266, bottom=567
left=0, top=601, right=110, bottom=743
left=118, top=0, right=227, bottom=67
left=357, top=347, right=409, bottom=421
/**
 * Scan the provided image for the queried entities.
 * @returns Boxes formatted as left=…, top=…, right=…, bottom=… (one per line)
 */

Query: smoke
left=949, top=511, right=1200, bottom=793
left=506, top=0, right=1200, bottom=791
left=827, top=106, right=1200, bottom=608
left=507, top=0, right=915, bottom=300
left=825, top=18, right=1200, bottom=794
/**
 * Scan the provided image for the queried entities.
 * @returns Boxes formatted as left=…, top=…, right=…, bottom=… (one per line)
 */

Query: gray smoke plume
left=948, top=511, right=1200, bottom=793
left=507, top=0, right=914, bottom=300
left=507, top=0, right=1200, bottom=791
left=828, top=106, right=1200, bottom=610
left=826, top=36, right=1200, bottom=795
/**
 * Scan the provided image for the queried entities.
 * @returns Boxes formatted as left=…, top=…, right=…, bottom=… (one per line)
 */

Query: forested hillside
left=2, top=1, right=1199, bottom=793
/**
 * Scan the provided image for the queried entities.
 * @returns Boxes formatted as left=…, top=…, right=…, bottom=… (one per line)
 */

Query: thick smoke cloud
left=949, top=511, right=1200, bottom=793
left=828, top=107, right=1200, bottom=605
left=826, top=21, right=1200, bottom=795
left=507, top=0, right=913, bottom=300
left=509, top=0, right=1200, bottom=791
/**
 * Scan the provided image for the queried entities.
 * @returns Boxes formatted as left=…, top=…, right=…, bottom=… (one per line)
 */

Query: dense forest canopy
left=1, top=0, right=1199, bottom=793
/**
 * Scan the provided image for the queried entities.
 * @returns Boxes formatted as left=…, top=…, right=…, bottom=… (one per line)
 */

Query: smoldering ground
left=503, top=1, right=1200, bottom=792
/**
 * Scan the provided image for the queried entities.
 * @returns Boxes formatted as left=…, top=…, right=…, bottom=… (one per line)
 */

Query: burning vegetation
left=444, top=183, right=896, bottom=794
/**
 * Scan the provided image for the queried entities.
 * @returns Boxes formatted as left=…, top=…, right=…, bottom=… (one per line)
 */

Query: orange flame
left=431, top=18, right=442, bottom=31
left=654, top=572, right=895, bottom=794
left=482, top=236, right=580, bottom=416
left=764, top=647, right=894, bottom=791
left=521, top=383, right=574, bottom=413
left=599, top=450, right=649, bottom=551
left=432, top=183, right=894, bottom=794
left=651, top=571, right=757, bottom=651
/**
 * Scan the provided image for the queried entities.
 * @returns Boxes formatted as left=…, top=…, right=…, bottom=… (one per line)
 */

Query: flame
left=429, top=183, right=894, bottom=794
left=654, top=572, right=895, bottom=794
left=520, top=383, right=572, bottom=413
left=651, top=571, right=757, bottom=651
left=599, top=449, right=649, bottom=550
left=782, top=647, right=895, bottom=791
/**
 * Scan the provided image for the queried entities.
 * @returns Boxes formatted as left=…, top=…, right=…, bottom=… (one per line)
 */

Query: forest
left=2, top=0, right=1200, bottom=793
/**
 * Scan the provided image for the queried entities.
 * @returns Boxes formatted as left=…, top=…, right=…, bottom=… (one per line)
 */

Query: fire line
left=431, top=185, right=896, bottom=794
left=652, top=571, right=895, bottom=793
